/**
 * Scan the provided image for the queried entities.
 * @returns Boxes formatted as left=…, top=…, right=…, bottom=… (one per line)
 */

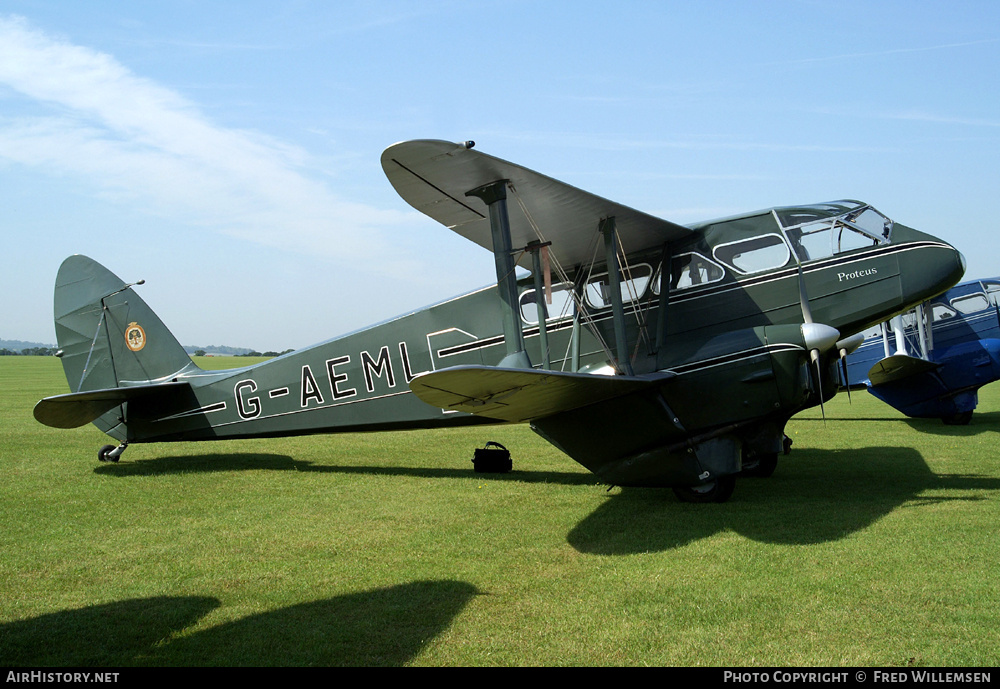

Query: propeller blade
left=840, top=349, right=852, bottom=404
left=833, top=333, right=864, bottom=405
left=812, top=349, right=826, bottom=424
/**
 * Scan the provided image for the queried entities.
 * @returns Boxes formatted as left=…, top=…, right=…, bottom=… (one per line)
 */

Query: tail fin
left=49, top=255, right=199, bottom=437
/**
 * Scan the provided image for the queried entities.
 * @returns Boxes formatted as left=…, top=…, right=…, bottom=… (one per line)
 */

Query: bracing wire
left=507, top=183, right=620, bottom=369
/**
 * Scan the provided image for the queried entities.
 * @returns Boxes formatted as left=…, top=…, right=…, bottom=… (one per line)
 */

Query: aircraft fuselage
left=109, top=203, right=962, bottom=491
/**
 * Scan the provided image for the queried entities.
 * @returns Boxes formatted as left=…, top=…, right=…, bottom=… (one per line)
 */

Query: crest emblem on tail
left=125, top=322, right=146, bottom=352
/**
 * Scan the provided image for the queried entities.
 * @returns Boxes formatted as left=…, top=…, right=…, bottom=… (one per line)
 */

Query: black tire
left=673, top=475, right=736, bottom=503
left=942, top=411, right=973, bottom=426
left=742, top=452, right=778, bottom=478
left=97, top=444, right=118, bottom=463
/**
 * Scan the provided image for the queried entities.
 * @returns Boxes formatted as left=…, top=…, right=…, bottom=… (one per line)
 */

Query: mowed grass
left=1, top=355, right=999, bottom=667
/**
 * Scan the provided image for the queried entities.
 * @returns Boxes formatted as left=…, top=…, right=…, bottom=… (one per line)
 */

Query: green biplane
left=34, top=140, right=965, bottom=502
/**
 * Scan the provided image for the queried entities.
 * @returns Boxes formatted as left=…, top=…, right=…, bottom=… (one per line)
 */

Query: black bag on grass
left=473, top=441, right=512, bottom=473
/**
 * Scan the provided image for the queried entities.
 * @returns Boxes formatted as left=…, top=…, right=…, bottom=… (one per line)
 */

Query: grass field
left=2, top=355, right=998, bottom=667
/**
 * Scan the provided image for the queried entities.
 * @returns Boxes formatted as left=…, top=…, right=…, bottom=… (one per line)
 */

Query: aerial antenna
left=102, top=279, right=145, bottom=300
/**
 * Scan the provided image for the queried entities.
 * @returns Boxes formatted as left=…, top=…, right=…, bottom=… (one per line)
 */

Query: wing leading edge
left=381, top=140, right=694, bottom=270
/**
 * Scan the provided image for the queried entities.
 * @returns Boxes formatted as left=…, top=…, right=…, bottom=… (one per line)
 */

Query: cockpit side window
left=844, top=208, right=893, bottom=241
left=777, top=204, right=891, bottom=262
left=784, top=221, right=879, bottom=261
left=835, top=224, right=880, bottom=253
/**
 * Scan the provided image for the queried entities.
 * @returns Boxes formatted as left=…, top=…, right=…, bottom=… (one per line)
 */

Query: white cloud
left=757, top=38, right=1000, bottom=68
left=0, top=15, right=410, bottom=262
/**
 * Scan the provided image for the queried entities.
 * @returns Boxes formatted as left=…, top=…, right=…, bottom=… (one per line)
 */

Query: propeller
left=797, top=263, right=839, bottom=421
left=802, top=322, right=840, bottom=420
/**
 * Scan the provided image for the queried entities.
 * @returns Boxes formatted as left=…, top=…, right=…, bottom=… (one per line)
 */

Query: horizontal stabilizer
left=409, top=365, right=672, bottom=423
left=868, top=355, right=941, bottom=387
left=33, top=382, right=191, bottom=429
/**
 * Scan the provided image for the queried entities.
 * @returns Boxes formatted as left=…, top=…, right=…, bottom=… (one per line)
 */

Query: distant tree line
left=239, top=350, right=296, bottom=358
left=2, top=345, right=294, bottom=358
left=192, top=349, right=294, bottom=358
left=1, top=347, right=56, bottom=356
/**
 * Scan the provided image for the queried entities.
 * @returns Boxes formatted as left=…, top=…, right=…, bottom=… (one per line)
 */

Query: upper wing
left=409, top=365, right=673, bottom=423
left=381, top=140, right=693, bottom=270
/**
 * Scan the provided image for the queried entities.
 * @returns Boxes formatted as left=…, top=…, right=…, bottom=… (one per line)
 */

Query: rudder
left=52, top=255, right=199, bottom=437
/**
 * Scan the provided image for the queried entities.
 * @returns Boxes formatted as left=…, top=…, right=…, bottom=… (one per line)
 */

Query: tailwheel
left=673, top=475, right=736, bottom=503
left=97, top=443, right=127, bottom=463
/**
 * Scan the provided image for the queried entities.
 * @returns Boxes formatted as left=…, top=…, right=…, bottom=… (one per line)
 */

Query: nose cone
left=893, top=223, right=966, bottom=304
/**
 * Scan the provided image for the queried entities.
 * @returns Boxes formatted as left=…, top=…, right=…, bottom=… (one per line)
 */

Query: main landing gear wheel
left=942, top=411, right=973, bottom=426
left=741, top=452, right=778, bottom=478
left=672, top=475, right=736, bottom=503
left=97, top=443, right=127, bottom=463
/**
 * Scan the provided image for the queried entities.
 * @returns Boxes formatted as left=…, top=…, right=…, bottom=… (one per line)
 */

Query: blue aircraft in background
left=843, top=277, right=1000, bottom=424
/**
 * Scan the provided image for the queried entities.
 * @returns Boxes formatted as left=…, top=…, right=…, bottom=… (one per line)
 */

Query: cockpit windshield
left=775, top=201, right=893, bottom=263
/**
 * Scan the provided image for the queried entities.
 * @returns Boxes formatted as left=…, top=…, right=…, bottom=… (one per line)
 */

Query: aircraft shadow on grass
left=93, top=452, right=598, bottom=485
left=568, top=445, right=1000, bottom=555
left=0, top=596, right=219, bottom=666
left=0, top=581, right=477, bottom=667
left=89, top=432, right=999, bottom=556
left=902, top=409, right=1000, bottom=436
left=796, top=409, right=1000, bottom=437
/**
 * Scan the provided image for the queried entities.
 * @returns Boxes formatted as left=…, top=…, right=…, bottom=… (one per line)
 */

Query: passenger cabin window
left=950, top=293, right=990, bottom=315
left=584, top=264, right=653, bottom=309
left=982, top=281, right=1000, bottom=306
left=898, top=311, right=918, bottom=330
left=931, top=304, right=957, bottom=322
left=652, top=253, right=726, bottom=294
left=713, top=234, right=790, bottom=275
left=519, top=282, right=577, bottom=324
left=860, top=324, right=883, bottom=341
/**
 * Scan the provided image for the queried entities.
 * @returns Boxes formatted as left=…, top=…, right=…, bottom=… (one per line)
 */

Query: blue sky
left=2, top=1, right=998, bottom=351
